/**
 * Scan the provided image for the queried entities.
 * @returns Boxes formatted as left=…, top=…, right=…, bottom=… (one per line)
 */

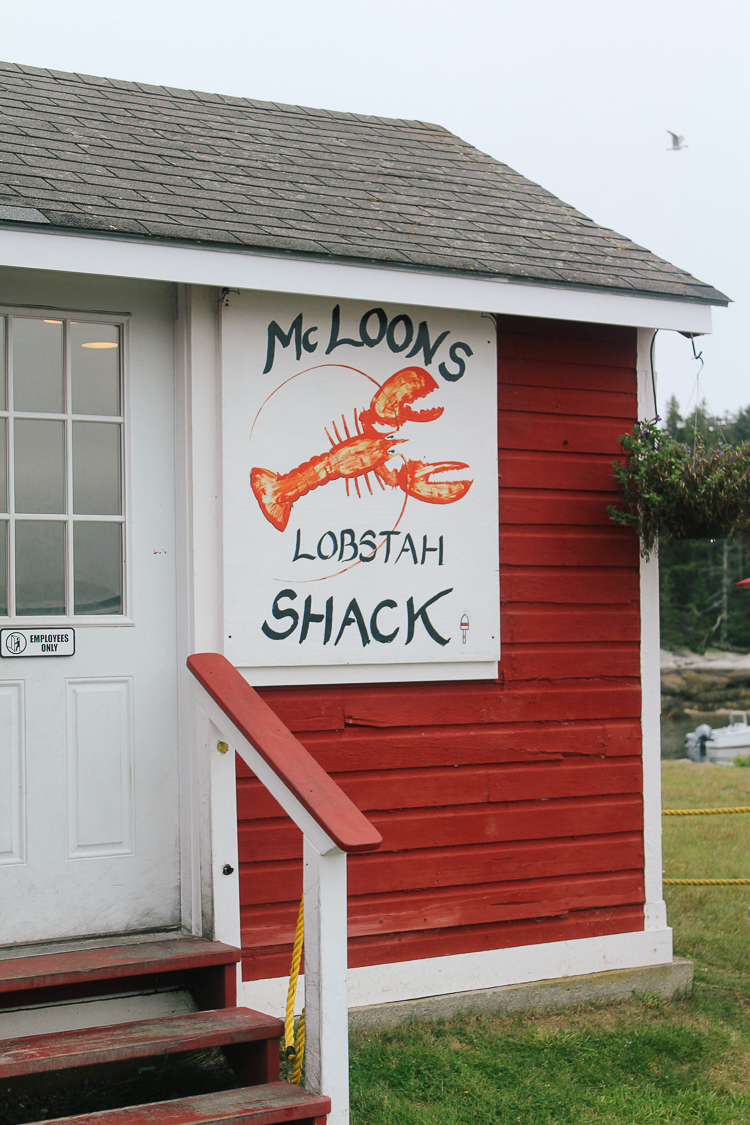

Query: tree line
left=659, top=397, right=750, bottom=652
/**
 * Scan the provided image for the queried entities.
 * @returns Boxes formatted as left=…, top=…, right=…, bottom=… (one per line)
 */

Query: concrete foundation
left=348, top=958, right=694, bottom=1031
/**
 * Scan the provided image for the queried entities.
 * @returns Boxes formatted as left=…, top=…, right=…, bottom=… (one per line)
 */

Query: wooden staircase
left=0, top=937, right=329, bottom=1125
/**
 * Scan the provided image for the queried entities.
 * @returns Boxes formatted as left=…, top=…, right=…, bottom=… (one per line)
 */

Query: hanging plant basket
left=608, top=419, right=750, bottom=558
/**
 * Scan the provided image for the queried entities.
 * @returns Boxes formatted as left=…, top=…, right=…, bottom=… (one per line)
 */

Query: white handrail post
left=303, top=836, right=349, bottom=1125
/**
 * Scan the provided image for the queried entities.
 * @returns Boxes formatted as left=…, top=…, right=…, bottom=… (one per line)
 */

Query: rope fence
left=662, top=805, right=750, bottom=885
left=664, top=878, right=750, bottom=886
left=662, top=806, right=750, bottom=816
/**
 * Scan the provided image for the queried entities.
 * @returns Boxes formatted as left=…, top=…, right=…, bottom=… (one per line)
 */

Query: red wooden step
left=0, top=938, right=240, bottom=995
left=0, top=1007, right=283, bottom=1079
left=25, top=1083, right=330, bottom=1125
left=0, top=936, right=241, bottom=1011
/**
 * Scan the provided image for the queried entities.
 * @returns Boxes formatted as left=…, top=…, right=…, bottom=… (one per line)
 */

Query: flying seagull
left=667, top=131, right=688, bottom=151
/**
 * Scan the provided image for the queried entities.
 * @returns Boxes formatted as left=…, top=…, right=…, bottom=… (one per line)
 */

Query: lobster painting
left=250, top=366, right=472, bottom=532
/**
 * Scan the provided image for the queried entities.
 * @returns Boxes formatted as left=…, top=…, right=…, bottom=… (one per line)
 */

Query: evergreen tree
left=658, top=399, right=750, bottom=651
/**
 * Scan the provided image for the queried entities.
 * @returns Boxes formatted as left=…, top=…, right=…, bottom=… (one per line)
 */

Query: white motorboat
left=685, top=712, right=750, bottom=763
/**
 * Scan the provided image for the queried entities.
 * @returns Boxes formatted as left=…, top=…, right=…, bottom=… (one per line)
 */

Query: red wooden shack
left=237, top=316, right=664, bottom=1011
left=0, top=59, right=729, bottom=1125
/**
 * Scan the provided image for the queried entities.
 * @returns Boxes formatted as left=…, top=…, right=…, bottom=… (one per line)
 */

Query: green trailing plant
left=609, top=418, right=750, bottom=558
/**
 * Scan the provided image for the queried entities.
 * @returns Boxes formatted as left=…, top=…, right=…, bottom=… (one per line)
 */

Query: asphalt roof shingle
left=0, top=61, right=728, bottom=305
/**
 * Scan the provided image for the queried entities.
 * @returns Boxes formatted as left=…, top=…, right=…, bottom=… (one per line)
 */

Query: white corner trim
left=636, top=327, right=666, bottom=930
left=0, top=228, right=713, bottom=334
left=240, top=926, right=673, bottom=1019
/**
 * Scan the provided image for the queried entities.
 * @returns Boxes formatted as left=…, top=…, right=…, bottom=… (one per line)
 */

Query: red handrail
left=187, top=653, right=382, bottom=854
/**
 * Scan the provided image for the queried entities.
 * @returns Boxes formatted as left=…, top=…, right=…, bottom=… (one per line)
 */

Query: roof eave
left=0, top=218, right=731, bottom=311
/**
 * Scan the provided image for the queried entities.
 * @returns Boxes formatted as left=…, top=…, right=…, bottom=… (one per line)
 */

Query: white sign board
left=1, top=628, right=75, bottom=657
left=222, top=294, right=499, bottom=683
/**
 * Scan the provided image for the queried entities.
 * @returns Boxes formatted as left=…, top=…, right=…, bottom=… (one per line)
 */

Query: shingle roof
left=0, top=61, right=728, bottom=305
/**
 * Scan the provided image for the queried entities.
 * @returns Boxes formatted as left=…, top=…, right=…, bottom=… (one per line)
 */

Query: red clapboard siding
left=235, top=718, right=640, bottom=775
left=240, top=794, right=643, bottom=863
left=341, top=681, right=641, bottom=728
left=499, top=358, right=636, bottom=394
left=500, top=527, right=639, bottom=568
left=264, top=680, right=643, bottom=734
left=241, top=905, right=645, bottom=980
left=500, top=567, right=638, bottom=604
left=344, top=905, right=645, bottom=968
left=497, top=332, right=637, bottom=368
left=241, top=871, right=644, bottom=946
left=498, top=451, right=622, bottom=492
left=503, top=608, right=641, bottom=644
left=498, top=383, right=636, bottom=419
left=501, top=643, right=640, bottom=680
left=238, top=758, right=642, bottom=820
left=345, top=831, right=645, bottom=891
left=500, top=492, right=619, bottom=527
left=238, top=316, right=643, bottom=980
left=252, top=687, right=345, bottom=732
left=239, top=831, right=644, bottom=908
left=499, top=413, right=632, bottom=455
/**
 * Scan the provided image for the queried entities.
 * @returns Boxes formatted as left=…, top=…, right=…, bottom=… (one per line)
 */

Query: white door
left=0, top=303, right=181, bottom=944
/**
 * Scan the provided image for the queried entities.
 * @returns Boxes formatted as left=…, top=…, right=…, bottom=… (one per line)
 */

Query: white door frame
left=174, top=282, right=240, bottom=943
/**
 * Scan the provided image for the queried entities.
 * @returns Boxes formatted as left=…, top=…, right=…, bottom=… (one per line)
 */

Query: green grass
left=347, top=762, right=750, bottom=1124
left=662, top=760, right=750, bottom=973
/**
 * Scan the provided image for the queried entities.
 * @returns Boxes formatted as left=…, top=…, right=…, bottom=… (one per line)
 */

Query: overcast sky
left=2, top=0, right=747, bottom=419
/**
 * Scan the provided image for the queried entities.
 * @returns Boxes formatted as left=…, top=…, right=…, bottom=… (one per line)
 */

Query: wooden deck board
left=24, top=1083, right=330, bottom=1125
left=0, top=938, right=241, bottom=994
left=0, top=1007, right=282, bottom=1078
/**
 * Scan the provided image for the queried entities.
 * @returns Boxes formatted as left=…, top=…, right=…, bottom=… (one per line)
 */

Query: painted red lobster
left=251, top=366, right=472, bottom=532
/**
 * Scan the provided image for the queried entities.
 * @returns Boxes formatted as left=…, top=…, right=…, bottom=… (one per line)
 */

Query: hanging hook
left=690, top=336, right=704, bottom=377
left=219, top=287, right=240, bottom=309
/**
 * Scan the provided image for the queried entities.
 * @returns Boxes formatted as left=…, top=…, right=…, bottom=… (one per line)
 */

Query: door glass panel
left=13, top=319, right=64, bottom=413
left=15, top=521, right=66, bottom=615
left=15, top=419, right=65, bottom=514
left=73, top=423, right=121, bottom=515
left=74, top=522, right=122, bottom=615
left=0, top=419, right=6, bottom=513
left=0, top=316, right=6, bottom=410
left=0, top=521, right=6, bottom=615
left=71, top=324, right=120, bottom=416
left=2, top=313, right=125, bottom=618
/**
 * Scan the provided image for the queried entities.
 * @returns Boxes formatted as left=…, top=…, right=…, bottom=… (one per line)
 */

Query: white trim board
left=0, top=228, right=713, bottom=334
left=240, top=661, right=498, bottom=687
left=637, top=327, right=667, bottom=932
left=241, top=926, right=673, bottom=1019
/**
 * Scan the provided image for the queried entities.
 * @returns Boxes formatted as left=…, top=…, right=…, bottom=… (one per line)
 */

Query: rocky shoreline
left=661, top=650, right=750, bottom=720
left=660, top=650, right=750, bottom=758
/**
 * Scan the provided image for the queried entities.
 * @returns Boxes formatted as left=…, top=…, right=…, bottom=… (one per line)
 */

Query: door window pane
left=0, top=419, right=6, bottom=513
left=0, top=317, right=6, bottom=410
left=74, top=522, right=122, bottom=615
left=0, top=521, right=6, bottom=616
left=15, top=521, right=66, bottom=615
left=14, top=419, right=65, bottom=513
left=71, top=323, right=120, bottom=416
left=3, top=314, right=126, bottom=617
left=73, top=423, right=121, bottom=515
left=13, top=318, right=64, bottom=413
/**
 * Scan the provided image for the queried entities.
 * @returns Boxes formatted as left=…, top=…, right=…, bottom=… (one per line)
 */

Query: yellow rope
left=664, top=878, right=750, bottom=885
left=662, top=807, right=750, bottom=884
left=284, top=898, right=305, bottom=1084
left=662, top=806, right=750, bottom=816
left=291, top=1010, right=305, bottom=1086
